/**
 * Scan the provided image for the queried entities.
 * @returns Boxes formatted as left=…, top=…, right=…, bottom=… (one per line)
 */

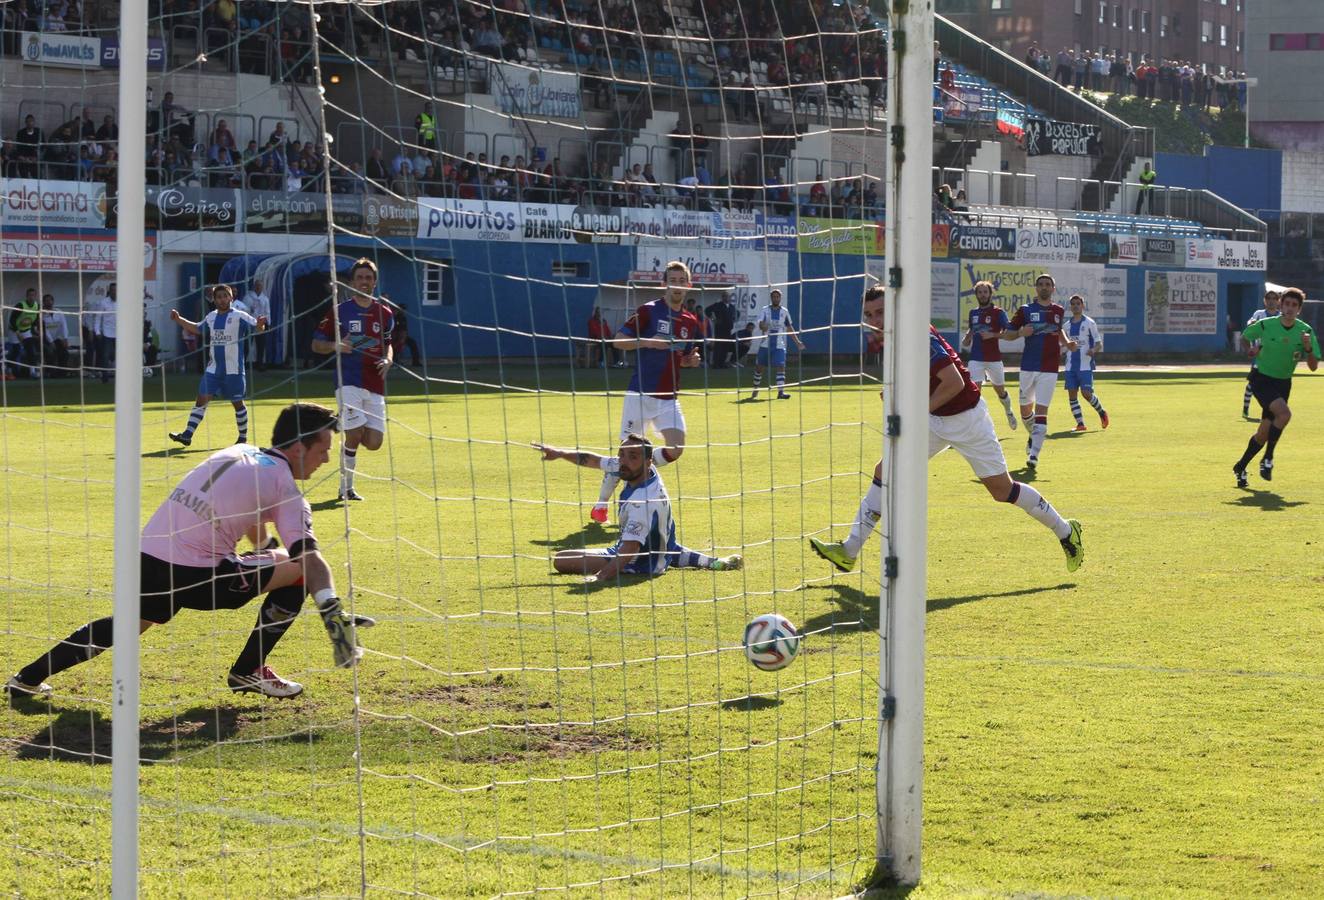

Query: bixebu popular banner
left=1025, top=118, right=1102, bottom=157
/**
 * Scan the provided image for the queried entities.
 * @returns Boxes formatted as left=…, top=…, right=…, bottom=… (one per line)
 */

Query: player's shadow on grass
left=529, top=522, right=610, bottom=550
left=310, top=497, right=349, bottom=512
left=140, top=446, right=210, bottom=459
left=720, top=694, right=781, bottom=712
left=13, top=703, right=321, bottom=764
left=1225, top=490, right=1308, bottom=512
left=801, top=582, right=1075, bottom=635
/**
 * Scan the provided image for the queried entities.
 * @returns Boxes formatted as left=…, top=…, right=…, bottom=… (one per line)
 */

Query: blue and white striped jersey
left=1064, top=315, right=1102, bottom=373
left=615, top=470, right=681, bottom=575
left=202, top=308, right=258, bottom=376
left=756, top=305, right=795, bottom=350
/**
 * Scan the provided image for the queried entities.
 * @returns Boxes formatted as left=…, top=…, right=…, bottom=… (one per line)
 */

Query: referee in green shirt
left=1233, top=287, right=1320, bottom=486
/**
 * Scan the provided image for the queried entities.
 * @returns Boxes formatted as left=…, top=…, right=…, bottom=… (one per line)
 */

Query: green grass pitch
left=2, top=363, right=1323, bottom=898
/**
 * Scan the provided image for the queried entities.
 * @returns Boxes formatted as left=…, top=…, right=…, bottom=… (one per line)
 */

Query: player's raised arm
left=170, top=308, right=202, bottom=336
left=535, top=443, right=610, bottom=469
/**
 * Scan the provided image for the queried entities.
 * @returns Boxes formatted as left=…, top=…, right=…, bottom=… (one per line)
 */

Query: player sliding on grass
left=1232, top=286, right=1319, bottom=487
left=959, top=279, right=1018, bottom=430
left=589, top=260, right=703, bottom=524
left=809, top=286, right=1084, bottom=574
left=538, top=434, right=741, bottom=581
left=6, top=403, right=371, bottom=701
left=169, top=283, right=267, bottom=447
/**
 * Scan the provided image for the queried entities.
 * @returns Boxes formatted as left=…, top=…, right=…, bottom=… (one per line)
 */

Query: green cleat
left=711, top=555, right=743, bottom=571
left=809, top=537, right=857, bottom=573
left=1061, top=519, right=1084, bottom=573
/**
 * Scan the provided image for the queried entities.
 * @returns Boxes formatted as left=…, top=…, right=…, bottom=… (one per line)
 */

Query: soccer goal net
left=0, top=0, right=915, bottom=894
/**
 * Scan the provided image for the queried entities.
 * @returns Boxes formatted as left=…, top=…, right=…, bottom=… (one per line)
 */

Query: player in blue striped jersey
left=536, top=434, right=741, bottom=580
left=169, top=283, right=267, bottom=448
left=1063, top=294, right=1109, bottom=431
left=1240, top=288, right=1279, bottom=418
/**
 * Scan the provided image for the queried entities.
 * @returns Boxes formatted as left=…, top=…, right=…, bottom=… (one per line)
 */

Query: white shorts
left=967, top=360, right=1005, bottom=386
left=619, top=392, right=687, bottom=439
left=336, top=385, right=387, bottom=433
left=929, top=399, right=1007, bottom=479
left=1018, top=371, right=1059, bottom=409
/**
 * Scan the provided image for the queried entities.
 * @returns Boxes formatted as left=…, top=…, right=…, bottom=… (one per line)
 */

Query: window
left=422, top=261, right=450, bottom=306
left=1141, top=11, right=1150, bottom=32
left=1098, top=1, right=1106, bottom=24
left=550, top=261, right=589, bottom=278
left=1075, top=0, right=1082, bottom=15
left=990, top=0, right=1009, bottom=8
left=1311, top=34, right=1324, bottom=50
left=1129, top=8, right=1137, bottom=31
left=1173, top=13, right=1182, bottom=36
left=1201, top=19, right=1212, bottom=43
left=1160, top=14, right=1168, bottom=37
left=1113, top=4, right=1121, bottom=28
left=1219, top=24, right=1227, bottom=47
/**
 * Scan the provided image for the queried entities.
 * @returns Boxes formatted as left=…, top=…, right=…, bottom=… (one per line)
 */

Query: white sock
left=596, top=464, right=620, bottom=505
left=843, top=476, right=884, bottom=559
left=999, top=392, right=1013, bottom=412
left=340, top=448, right=358, bottom=492
left=1030, top=419, right=1048, bottom=456
left=1010, top=482, right=1070, bottom=540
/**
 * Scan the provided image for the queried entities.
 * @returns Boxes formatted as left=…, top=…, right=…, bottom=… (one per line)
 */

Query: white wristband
left=314, top=588, right=338, bottom=606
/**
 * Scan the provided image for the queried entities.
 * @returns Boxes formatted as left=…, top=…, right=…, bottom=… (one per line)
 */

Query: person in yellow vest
left=1134, top=161, right=1157, bottom=214
left=9, top=287, right=41, bottom=377
left=414, top=101, right=437, bottom=151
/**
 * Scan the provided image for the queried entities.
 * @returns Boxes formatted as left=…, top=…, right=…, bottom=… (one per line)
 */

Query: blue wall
left=1155, top=146, right=1282, bottom=214
left=334, top=236, right=1255, bottom=358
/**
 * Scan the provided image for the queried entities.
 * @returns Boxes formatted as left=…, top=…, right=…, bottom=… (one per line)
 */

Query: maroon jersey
left=929, top=326, right=982, bottom=417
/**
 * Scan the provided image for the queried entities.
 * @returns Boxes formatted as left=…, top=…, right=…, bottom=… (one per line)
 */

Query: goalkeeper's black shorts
left=139, top=552, right=281, bottom=624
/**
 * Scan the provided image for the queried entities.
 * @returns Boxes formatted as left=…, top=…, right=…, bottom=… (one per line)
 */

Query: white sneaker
left=1005, top=407, right=1018, bottom=430
left=5, top=674, right=52, bottom=698
left=227, top=665, right=304, bottom=698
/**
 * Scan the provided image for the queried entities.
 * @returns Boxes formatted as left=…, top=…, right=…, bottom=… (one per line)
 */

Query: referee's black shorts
left=139, top=552, right=282, bottom=624
left=1249, top=370, right=1291, bottom=416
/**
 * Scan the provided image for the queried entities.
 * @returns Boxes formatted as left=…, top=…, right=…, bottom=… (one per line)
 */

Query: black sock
left=17, top=616, right=115, bottom=684
left=230, top=586, right=305, bottom=675
left=1235, top=436, right=1265, bottom=471
left=1264, top=425, right=1284, bottom=461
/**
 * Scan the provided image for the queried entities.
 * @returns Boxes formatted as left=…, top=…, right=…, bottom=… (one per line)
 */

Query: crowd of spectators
left=1025, top=44, right=1248, bottom=110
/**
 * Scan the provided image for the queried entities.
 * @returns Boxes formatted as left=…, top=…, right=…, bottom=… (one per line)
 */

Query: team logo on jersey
left=372, top=322, right=381, bottom=334
left=656, top=319, right=672, bottom=335
left=679, top=327, right=690, bottom=339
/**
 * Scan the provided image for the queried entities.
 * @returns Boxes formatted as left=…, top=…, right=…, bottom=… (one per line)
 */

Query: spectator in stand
left=939, top=64, right=955, bottom=93
left=861, top=181, right=881, bottom=216
left=77, top=107, right=97, bottom=140
left=1072, top=51, right=1088, bottom=91
left=285, top=159, right=305, bottom=192
left=15, top=115, right=42, bottom=177
left=414, top=101, right=438, bottom=151
left=161, top=92, right=193, bottom=144
left=365, top=147, right=389, bottom=192
left=935, top=183, right=956, bottom=212
left=77, top=145, right=97, bottom=181
left=96, top=114, right=118, bottom=145
left=952, top=188, right=968, bottom=213
left=212, top=118, right=237, bottom=153
left=92, top=146, right=118, bottom=185
left=40, top=294, right=71, bottom=377
left=474, top=20, right=503, bottom=58
left=1054, top=48, right=1073, bottom=86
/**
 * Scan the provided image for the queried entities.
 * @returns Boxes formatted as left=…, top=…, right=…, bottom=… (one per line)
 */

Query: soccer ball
left=743, top=613, right=802, bottom=672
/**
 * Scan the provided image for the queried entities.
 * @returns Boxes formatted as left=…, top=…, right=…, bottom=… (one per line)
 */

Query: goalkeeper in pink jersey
left=6, top=403, right=372, bottom=701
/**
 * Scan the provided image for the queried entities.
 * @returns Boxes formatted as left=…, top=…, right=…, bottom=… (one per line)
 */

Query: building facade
left=938, top=0, right=1244, bottom=73
left=1244, top=0, right=1324, bottom=150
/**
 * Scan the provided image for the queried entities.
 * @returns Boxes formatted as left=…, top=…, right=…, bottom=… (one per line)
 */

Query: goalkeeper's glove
left=316, top=596, right=364, bottom=668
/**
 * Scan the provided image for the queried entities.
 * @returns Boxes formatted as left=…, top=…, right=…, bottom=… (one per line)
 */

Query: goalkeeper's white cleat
left=227, top=665, right=304, bottom=698
left=5, top=675, right=53, bottom=699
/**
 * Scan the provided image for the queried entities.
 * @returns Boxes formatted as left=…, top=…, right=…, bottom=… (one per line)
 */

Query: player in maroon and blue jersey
left=1009, top=273, right=1077, bottom=470
left=959, top=279, right=1018, bottom=431
left=312, top=258, right=394, bottom=501
left=807, top=286, right=1083, bottom=575
left=589, top=260, right=703, bottom=524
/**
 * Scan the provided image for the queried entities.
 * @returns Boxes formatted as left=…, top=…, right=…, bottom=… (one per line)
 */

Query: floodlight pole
left=873, top=0, right=933, bottom=889
left=111, top=0, right=148, bottom=896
